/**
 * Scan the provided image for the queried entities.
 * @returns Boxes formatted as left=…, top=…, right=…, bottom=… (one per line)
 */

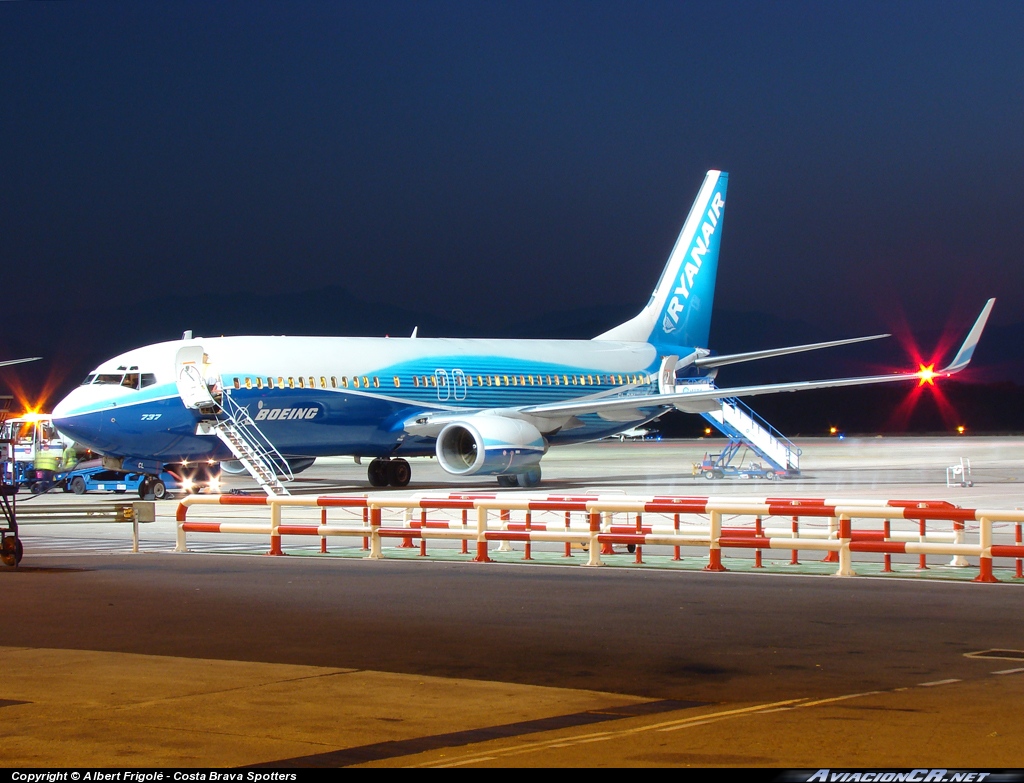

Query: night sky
left=2, top=1, right=1023, bottom=404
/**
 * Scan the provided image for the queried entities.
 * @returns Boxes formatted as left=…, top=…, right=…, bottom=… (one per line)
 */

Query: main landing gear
left=496, top=467, right=542, bottom=488
left=367, top=457, right=411, bottom=488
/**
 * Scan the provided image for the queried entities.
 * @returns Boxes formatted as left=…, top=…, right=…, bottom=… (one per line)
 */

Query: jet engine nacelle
left=435, top=416, right=546, bottom=476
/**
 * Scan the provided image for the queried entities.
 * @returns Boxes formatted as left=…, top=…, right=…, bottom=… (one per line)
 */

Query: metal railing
left=174, top=492, right=1024, bottom=583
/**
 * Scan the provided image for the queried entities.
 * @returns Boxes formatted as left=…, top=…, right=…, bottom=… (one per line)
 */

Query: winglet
left=941, top=298, right=995, bottom=375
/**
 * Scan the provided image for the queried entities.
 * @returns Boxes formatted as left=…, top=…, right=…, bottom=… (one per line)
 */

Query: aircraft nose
left=51, top=387, right=98, bottom=441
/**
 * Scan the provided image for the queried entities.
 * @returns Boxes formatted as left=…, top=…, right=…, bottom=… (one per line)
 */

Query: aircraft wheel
left=518, top=467, right=541, bottom=488
left=1, top=536, right=22, bottom=567
left=151, top=480, right=167, bottom=500
left=703, top=470, right=714, bottom=480
left=367, top=458, right=389, bottom=488
left=71, top=476, right=86, bottom=495
left=30, top=481, right=46, bottom=495
left=627, top=544, right=636, bottom=553
left=496, top=474, right=518, bottom=488
left=387, top=459, right=411, bottom=487
left=138, top=478, right=151, bottom=498
left=765, top=471, right=776, bottom=481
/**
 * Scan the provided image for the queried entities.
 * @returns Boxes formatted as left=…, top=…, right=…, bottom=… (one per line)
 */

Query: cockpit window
left=90, top=372, right=155, bottom=389
left=81, top=374, right=96, bottom=386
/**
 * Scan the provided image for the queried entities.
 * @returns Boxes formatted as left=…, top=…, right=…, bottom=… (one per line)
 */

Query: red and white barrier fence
left=175, top=492, right=1024, bottom=583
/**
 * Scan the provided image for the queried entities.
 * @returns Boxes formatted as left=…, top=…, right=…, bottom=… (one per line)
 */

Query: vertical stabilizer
left=595, top=170, right=728, bottom=352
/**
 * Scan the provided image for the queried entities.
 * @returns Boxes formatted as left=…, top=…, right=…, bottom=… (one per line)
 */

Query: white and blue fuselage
left=54, top=335, right=664, bottom=464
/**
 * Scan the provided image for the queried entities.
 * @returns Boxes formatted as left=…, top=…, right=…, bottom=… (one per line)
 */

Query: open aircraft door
left=174, top=345, right=218, bottom=410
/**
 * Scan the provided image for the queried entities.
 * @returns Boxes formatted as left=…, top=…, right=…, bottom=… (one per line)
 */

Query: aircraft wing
left=405, top=299, right=993, bottom=437
left=694, top=333, right=889, bottom=369
left=0, top=357, right=41, bottom=369
left=518, top=298, right=995, bottom=423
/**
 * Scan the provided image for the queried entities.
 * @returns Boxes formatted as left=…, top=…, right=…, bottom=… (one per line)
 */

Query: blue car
left=58, top=460, right=221, bottom=499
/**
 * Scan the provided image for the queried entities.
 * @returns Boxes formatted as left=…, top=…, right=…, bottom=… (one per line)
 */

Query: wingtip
left=940, top=299, right=996, bottom=375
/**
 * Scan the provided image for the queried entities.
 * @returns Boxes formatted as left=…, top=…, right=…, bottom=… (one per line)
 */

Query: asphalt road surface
left=3, top=437, right=1023, bottom=768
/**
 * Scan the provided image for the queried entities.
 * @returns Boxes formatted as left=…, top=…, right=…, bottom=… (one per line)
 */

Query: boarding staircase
left=208, top=394, right=293, bottom=497
left=175, top=345, right=292, bottom=497
left=701, top=395, right=801, bottom=476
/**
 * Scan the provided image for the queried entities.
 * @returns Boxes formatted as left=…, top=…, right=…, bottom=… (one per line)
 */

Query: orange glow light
left=917, top=364, right=937, bottom=386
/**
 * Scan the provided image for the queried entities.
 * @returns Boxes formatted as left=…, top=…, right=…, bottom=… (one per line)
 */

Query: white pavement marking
left=918, top=678, right=962, bottom=687
left=416, top=698, right=808, bottom=767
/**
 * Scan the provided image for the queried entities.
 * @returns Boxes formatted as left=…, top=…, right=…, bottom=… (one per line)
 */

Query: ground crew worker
left=62, top=441, right=78, bottom=470
left=33, top=442, right=59, bottom=491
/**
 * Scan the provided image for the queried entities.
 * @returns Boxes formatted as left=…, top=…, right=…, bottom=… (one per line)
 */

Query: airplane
left=51, top=171, right=995, bottom=493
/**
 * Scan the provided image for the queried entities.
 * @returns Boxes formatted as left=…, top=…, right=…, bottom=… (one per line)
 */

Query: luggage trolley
left=0, top=395, right=23, bottom=566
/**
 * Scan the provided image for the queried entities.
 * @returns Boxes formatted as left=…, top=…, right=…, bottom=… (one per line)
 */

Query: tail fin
left=595, top=170, right=728, bottom=351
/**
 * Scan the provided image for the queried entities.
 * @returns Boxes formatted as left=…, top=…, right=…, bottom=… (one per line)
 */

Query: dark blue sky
left=3, top=1, right=1022, bottom=345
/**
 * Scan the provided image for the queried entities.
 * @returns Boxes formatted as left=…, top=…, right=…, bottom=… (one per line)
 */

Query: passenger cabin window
left=298, top=377, right=305, bottom=388
left=341, top=377, right=348, bottom=388
left=393, top=376, right=400, bottom=387
left=353, top=376, right=360, bottom=388
left=320, top=376, right=327, bottom=388
left=362, top=376, right=369, bottom=388
left=244, top=378, right=252, bottom=389
left=330, top=376, right=337, bottom=388
left=268, top=377, right=275, bottom=389
left=288, top=377, right=295, bottom=389
left=233, top=378, right=240, bottom=389
left=373, top=377, right=380, bottom=388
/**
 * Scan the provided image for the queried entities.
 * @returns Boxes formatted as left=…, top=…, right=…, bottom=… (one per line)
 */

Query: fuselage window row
left=227, top=372, right=650, bottom=393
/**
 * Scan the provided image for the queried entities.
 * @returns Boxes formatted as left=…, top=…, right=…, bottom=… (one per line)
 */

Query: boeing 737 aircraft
left=52, top=171, right=994, bottom=494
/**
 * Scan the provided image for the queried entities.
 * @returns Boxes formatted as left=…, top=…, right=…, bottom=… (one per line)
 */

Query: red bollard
left=320, top=508, right=327, bottom=553
left=524, top=511, right=533, bottom=560
left=918, top=518, right=928, bottom=570
left=673, top=513, right=681, bottom=561
left=474, top=508, right=491, bottom=562
left=564, top=511, right=572, bottom=558
left=790, top=516, right=799, bottom=565
left=883, top=519, right=892, bottom=572
left=754, top=516, right=763, bottom=569
left=461, top=509, right=469, bottom=555
left=634, top=513, right=643, bottom=564
left=362, top=507, right=369, bottom=551
left=1017, top=523, right=1023, bottom=580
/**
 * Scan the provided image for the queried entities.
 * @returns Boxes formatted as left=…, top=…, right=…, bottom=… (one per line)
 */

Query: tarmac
left=3, top=436, right=1023, bottom=768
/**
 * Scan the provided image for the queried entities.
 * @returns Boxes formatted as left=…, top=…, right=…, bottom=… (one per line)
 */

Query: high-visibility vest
left=34, top=448, right=59, bottom=471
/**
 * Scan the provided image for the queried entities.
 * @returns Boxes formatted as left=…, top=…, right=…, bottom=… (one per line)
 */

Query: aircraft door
left=434, top=369, right=450, bottom=402
left=175, top=345, right=218, bottom=409
left=452, top=369, right=467, bottom=401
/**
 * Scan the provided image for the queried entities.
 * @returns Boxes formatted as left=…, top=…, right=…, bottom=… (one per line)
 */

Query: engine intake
left=436, top=416, right=546, bottom=476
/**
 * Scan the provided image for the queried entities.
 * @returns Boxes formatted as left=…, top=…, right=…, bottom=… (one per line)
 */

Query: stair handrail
left=720, top=396, right=802, bottom=458
left=219, top=393, right=295, bottom=482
